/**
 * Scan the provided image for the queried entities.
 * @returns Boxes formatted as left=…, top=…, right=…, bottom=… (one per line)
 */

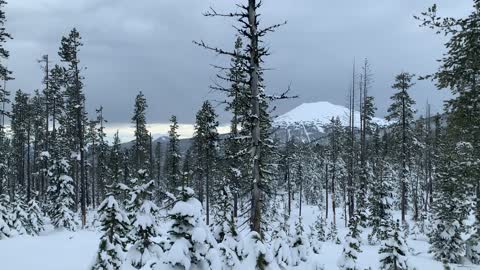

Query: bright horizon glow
left=105, top=122, right=231, bottom=143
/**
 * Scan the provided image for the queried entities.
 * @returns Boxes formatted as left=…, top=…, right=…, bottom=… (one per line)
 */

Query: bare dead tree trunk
left=325, top=160, right=328, bottom=220
left=298, top=164, right=303, bottom=217
left=348, top=61, right=355, bottom=220
left=248, top=0, right=263, bottom=234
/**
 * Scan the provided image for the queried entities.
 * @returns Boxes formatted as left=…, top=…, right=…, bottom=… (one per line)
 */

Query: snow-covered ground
left=0, top=228, right=99, bottom=270
left=1, top=205, right=479, bottom=270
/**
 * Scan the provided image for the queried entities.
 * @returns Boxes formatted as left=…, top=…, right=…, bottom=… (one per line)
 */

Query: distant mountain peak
left=274, top=101, right=388, bottom=128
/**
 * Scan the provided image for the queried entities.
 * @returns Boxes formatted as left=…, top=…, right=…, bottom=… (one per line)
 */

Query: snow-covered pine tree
left=58, top=28, right=88, bottom=227
left=212, top=185, right=238, bottom=246
left=385, top=72, right=416, bottom=223
left=94, top=106, right=109, bottom=204
left=327, top=221, right=339, bottom=243
left=272, top=225, right=292, bottom=269
left=196, top=0, right=291, bottom=236
left=10, top=90, right=30, bottom=199
left=467, top=222, right=480, bottom=265
left=337, top=215, right=362, bottom=270
left=429, top=142, right=471, bottom=264
left=123, top=170, right=155, bottom=229
left=358, top=58, right=376, bottom=227
left=132, top=92, right=149, bottom=173
left=211, top=183, right=241, bottom=269
left=0, top=126, right=9, bottom=196
left=91, top=195, right=130, bottom=270
left=310, top=213, right=326, bottom=254
left=50, top=158, right=77, bottom=231
left=192, top=101, right=219, bottom=225
left=236, top=231, right=275, bottom=270
left=379, top=219, right=410, bottom=270
left=0, top=194, right=12, bottom=239
left=164, top=115, right=181, bottom=194
left=162, top=187, right=216, bottom=269
left=109, top=131, right=123, bottom=190
left=123, top=171, right=162, bottom=270
left=0, top=0, right=12, bottom=165
left=325, top=117, right=347, bottom=227
left=416, top=1, right=480, bottom=227
left=368, top=163, right=394, bottom=245
left=25, top=195, right=45, bottom=235
left=290, top=217, right=310, bottom=266
left=222, top=36, right=249, bottom=220
left=11, top=194, right=29, bottom=235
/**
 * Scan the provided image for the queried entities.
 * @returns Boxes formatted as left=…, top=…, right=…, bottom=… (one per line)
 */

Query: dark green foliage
left=91, top=195, right=130, bottom=270
left=379, top=219, right=409, bottom=270
left=164, top=115, right=181, bottom=193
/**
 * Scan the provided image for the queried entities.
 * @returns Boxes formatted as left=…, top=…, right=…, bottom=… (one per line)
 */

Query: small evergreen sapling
left=123, top=171, right=162, bottom=270
left=162, top=187, right=217, bottom=269
left=327, top=221, right=339, bottom=244
left=337, top=215, right=362, bottom=270
left=0, top=194, right=12, bottom=239
left=11, top=194, right=29, bottom=235
left=379, top=219, right=410, bottom=270
left=25, top=196, right=45, bottom=235
left=311, top=213, right=326, bottom=245
left=272, top=227, right=292, bottom=269
left=290, top=217, right=310, bottom=266
left=50, top=158, right=77, bottom=231
left=91, top=195, right=130, bottom=270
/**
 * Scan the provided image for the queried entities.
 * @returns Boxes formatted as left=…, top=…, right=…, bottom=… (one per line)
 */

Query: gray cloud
left=4, top=0, right=473, bottom=129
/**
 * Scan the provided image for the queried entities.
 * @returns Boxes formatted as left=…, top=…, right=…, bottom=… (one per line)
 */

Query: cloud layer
left=4, top=0, right=473, bottom=130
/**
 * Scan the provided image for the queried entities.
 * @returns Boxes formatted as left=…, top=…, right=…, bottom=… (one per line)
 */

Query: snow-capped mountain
left=273, top=101, right=388, bottom=142
left=275, top=101, right=388, bottom=127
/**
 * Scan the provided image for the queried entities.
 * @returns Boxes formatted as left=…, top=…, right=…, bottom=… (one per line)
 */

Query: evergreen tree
left=310, top=213, right=326, bottom=254
left=368, top=163, right=395, bottom=244
left=196, top=0, right=290, bottom=236
left=212, top=185, right=238, bottom=244
left=164, top=115, right=181, bottom=193
left=10, top=90, right=30, bottom=197
left=326, top=221, right=339, bottom=243
left=123, top=171, right=162, bottom=269
left=162, top=187, right=216, bottom=269
left=429, top=142, right=471, bottom=264
left=385, top=72, right=416, bottom=222
left=272, top=226, right=292, bottom=269
left=0, top=0, right=12, bottom=84
left=109, top=131, right=123, bottom=191
left=95, top=107, right=109, bottom=201
left=0, top=194, right=12, bottom=239
left=338, top=215, right=362, bottom=270
left=223, top=36, right=249, bottom=219
left=0, top=0, right=12, bottom=136
left=91, top=195, right=130, bottom=270
left=379, top=219, right=410, bottom=270
left=11, top=194, right=29, bottom=235
left=50, top=158, right=77, bottom=231
left=417, top=0, right=480, bottom=244
left=132, top=92, right=149, bottom=172
left=25, top=195, right=45, bottom=236
left=290, top=217, right=310, bottom=266
left=192, top=101, right=219, bottom=225
left=59, top=28, right=87, bottom=227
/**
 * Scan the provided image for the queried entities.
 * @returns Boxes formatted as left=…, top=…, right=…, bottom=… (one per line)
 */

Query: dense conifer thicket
left=1, top=0, right=480, bottom=269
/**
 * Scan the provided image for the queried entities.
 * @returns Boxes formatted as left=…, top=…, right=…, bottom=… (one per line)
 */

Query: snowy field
left=1, top=205, right=479, bottom=270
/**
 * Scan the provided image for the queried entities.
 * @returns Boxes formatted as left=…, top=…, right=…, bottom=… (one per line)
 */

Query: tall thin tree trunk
left=248, top=0, right=262, bottom=235
left=26, top=123, right=31, bottom=202
left=325, top=161, right=328, bottom=219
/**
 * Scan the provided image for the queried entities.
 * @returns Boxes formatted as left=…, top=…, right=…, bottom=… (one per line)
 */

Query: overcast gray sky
left=4, top=0, right=474, bottom=139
